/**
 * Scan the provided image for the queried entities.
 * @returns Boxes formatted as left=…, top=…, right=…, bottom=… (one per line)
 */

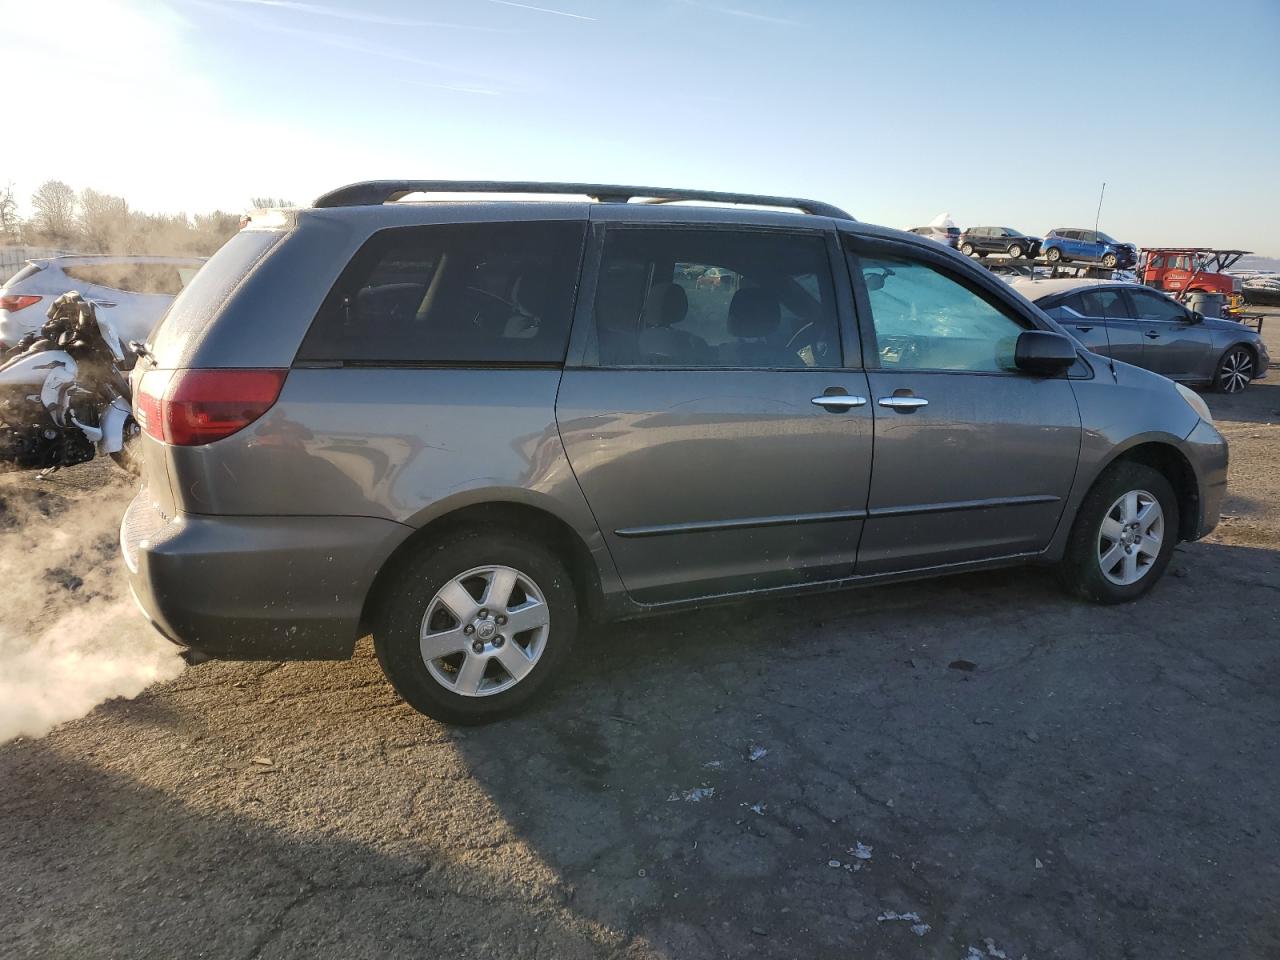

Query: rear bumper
left=121, top=492, right=413, bottom=660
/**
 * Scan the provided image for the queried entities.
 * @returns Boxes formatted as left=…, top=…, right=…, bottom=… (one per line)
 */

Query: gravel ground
left=2, top=312, right=1278, bottom=960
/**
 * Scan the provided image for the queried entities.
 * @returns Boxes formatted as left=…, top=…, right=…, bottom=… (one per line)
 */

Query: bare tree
left=249, top=196, right=294, bottom=209
left=30, top=180, right=77, bottom=243
left=0, top=182, right=19, bottom=243
left=78, top=188, right=131, bottom=253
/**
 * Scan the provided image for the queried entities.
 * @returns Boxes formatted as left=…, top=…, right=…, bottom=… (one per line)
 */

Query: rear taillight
left=137, top=369, right=287, bottom=446
left=0, top=294, right=42, bottom=312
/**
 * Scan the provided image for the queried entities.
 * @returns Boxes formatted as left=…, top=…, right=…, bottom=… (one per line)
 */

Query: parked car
left=123, top=180, right=1228, bottom=723
left=1014, top=278, right=1270, bottom=393
left=908, top=224, right=961, bottom=248
left=958, top=226, right=1041, bottom=260
left=1041, top=229, right=1137, bottom=269
left=0, top=255, right=205, bottom=350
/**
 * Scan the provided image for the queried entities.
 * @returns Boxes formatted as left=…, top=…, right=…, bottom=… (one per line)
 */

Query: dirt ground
left=2, top=313, right=1278, bottom=960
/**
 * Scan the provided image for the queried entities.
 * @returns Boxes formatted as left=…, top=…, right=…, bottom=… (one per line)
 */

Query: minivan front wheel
left=1102, top=252, right=1119, bottom=269
left=1059, top=462, right=1179, bottom=604
left=373, top=529, right=578, bottom=724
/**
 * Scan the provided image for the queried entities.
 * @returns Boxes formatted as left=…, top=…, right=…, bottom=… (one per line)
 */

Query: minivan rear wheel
left=372, top=528, right=578, bottom=724
left=1102, top=252, right=1119, bottom=269
left=1046, top=247, right=1063, bottom=263
left=1059, top=461, right=1179, bottom=604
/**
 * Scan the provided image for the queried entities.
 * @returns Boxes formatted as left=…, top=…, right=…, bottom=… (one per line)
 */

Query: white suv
left=0, top=255, right=205, bottom=349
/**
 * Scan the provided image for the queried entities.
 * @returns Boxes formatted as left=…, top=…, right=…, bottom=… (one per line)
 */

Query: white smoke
left=0, top=471, right=184, bottom=743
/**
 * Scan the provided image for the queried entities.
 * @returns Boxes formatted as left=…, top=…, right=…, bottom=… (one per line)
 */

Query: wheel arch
left=358, top=498, right=607, bottom=637
left=1095, top=440, right=1201, bottom=541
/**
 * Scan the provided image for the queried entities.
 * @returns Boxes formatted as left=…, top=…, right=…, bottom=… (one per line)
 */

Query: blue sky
left=9, top=0, right=1280, bottom=252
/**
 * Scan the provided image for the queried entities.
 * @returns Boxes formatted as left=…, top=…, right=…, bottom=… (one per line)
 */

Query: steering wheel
left=785, top=321, right=816, bottom=352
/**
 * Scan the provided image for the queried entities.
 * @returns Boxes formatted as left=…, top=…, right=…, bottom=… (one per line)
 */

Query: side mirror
left=1014, top=330, right=1077, bottom=375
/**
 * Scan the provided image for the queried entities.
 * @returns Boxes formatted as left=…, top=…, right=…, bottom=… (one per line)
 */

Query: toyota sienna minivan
left=123, top=181, right=1228, bottom=723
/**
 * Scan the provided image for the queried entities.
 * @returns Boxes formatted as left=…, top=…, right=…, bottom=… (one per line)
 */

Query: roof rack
left=312, top=180, right=852, bottom=220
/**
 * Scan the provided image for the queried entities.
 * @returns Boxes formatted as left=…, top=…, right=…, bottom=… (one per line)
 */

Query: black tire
left=961, top=243, right=975, bottom=257
left=1212, top=345, right=1255, bottom=394
left=372, top=528, right=578, bottom=724
left=1007, top=243, right=1024, bottom=259
left=1058, top=461, right=1179, bottom=604
left=1102, top=252, right=1119, bottom=269
left=1046, top=247, right=1063, bottom=263
left=109, top=416, right=142, bottom=475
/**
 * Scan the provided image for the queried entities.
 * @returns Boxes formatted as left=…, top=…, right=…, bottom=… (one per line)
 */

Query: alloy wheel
left=1097, top=490, right=1164, bottom=586
left=419, top=564, right=550, bottom=697
left=1008, top=244, right=1023, bottom=259
left=1103, top=253, right=1118, bottom=268
left=1219, top=349, right=1253, bottom=393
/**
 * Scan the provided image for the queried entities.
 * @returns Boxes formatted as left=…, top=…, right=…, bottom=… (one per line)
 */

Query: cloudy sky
left=5, top=0, right=1279, bottom=252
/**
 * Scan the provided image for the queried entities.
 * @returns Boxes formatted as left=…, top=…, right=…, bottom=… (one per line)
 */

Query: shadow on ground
left=3, top=540, right=1279, bottom=959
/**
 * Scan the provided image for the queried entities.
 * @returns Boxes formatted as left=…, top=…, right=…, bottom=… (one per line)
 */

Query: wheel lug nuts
left=472, top=641, right=485, bottom=654
left=496, top=615, right=507, bottom=626
left=463, top=624, right=474, bottom=635
left=478, top=609, right=488, bottom=618
left=493, top=636, right=505, bottom=648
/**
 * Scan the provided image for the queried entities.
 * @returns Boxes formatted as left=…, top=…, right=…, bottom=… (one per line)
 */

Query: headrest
left=727, top=288, right=780, bottom=340
left=595, top=273, right=644, bottom=332
left=641, top=283, right=689, bottom=328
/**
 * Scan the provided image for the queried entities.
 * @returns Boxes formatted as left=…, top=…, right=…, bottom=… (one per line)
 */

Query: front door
left=848, top=241, right=1081, bottom=573
left=1125, top=287, right=1213, bottom=380
left=557, top=224, right=872, bottom=603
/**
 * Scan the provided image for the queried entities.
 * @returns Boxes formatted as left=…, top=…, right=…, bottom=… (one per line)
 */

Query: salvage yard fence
left=0, top=246, right=73, bottom=284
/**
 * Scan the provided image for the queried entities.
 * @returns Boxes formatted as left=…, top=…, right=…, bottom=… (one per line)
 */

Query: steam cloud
left=0, top=472, right=184, bottom=743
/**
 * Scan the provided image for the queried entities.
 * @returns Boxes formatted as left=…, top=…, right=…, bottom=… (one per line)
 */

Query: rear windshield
left=149, top=230, right=282, bottom=356
left=63, top=262, right=194, bottom=296
left=298, top=220, right=586, bottom=365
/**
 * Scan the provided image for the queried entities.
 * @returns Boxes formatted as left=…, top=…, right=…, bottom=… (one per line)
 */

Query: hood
left=1202, top=316, right=1261, bottom=338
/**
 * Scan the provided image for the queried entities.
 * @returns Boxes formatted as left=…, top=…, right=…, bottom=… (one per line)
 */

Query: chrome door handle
left=878, top=396, right=929, bottom=410
left=1073, top=324, right=1094, bottom=333
left=811, top=395, right=867, bottom=410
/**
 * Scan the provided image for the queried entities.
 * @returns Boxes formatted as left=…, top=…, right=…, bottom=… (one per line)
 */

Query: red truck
left=1139, top=248, right=1248, bottom=315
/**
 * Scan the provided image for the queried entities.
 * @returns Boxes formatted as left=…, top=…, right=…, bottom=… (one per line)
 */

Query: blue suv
left=1042, top=228, right=1137, bottom=269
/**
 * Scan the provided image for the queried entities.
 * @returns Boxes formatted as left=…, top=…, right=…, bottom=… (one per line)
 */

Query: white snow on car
left=0, top=255, right=205, bottom=349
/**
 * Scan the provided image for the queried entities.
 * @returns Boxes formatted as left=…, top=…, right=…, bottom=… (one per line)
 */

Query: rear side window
left=1078, top=288, right=1131, bottom=318
left=589, top=228, right=840, bottom=368
left=299, top=221, right=585, bottom=364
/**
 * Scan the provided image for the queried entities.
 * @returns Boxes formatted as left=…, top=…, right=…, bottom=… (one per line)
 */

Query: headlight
left=1175, top=382, right=1212, bottom=423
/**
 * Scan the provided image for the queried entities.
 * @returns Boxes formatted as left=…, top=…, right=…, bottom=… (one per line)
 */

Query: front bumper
left=122, top=492, right=412, bottom=660
left=1183, top=418, right=1229, bottom=540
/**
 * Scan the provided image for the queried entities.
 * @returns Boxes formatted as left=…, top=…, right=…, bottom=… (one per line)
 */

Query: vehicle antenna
left=1094, top=181, right=1106, bottom=236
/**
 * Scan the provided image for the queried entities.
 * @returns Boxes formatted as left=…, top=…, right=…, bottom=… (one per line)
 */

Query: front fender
left=1043, top=364, right=1218, bottom=559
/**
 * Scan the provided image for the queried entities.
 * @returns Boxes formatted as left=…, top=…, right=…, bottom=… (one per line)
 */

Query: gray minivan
left=123, top=181, right=1228, bottom=723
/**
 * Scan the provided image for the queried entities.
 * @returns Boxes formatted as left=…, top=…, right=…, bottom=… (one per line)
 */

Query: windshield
left=1095, top=231, right=1116, bottom=243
